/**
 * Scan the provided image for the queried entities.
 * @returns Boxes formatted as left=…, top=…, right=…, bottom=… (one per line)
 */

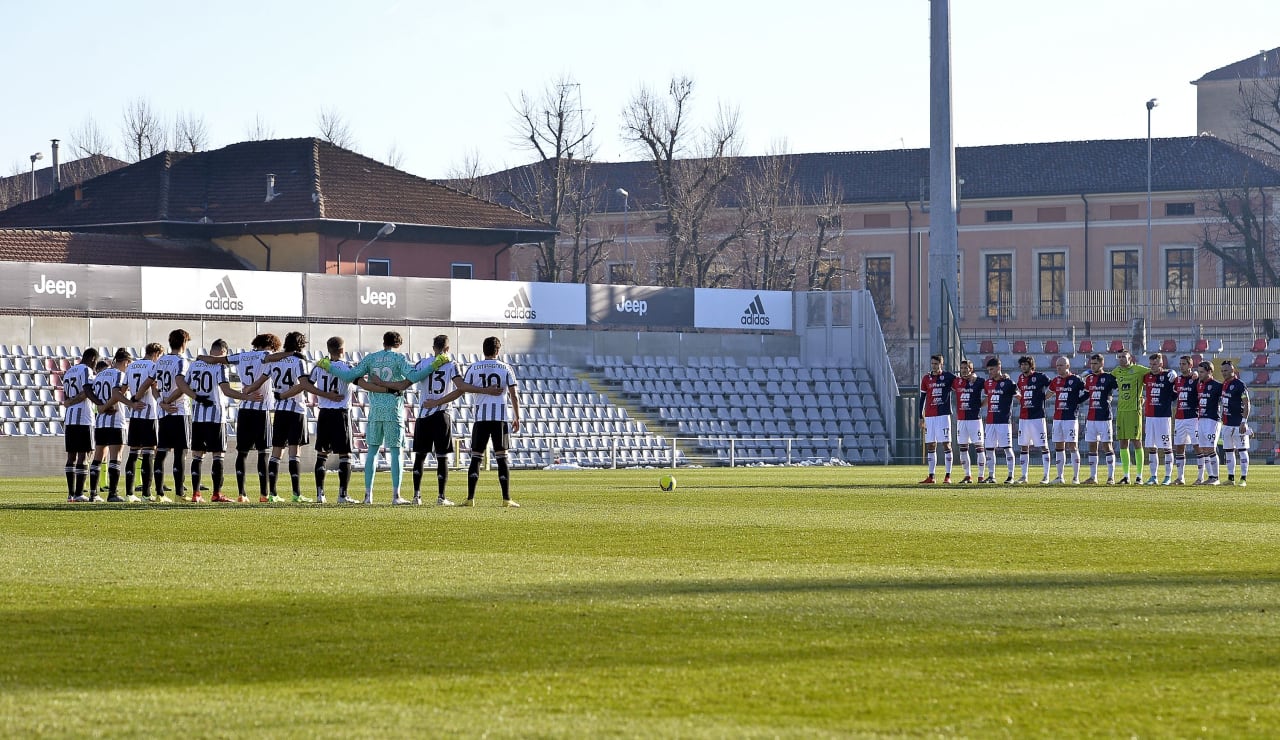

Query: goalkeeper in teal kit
left=316, top=331, right=424, bottom=505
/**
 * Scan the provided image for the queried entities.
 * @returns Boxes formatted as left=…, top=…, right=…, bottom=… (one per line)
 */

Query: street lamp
left=29, top=152, right=43, bottom=201
left=615, top=188, right=630, bottom=281
left=352, top=223, right=396, bottom=275
left=1146, top=98, right=1158, bottom=314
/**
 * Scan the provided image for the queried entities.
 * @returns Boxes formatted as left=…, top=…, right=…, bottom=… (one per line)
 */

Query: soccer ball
left=659, top=474, right=677, bottom=492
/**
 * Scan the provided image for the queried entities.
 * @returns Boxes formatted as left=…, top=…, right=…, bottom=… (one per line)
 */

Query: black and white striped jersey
left=186, top=360, right=229, bottom=424
left=412, top=358, right=461, bottom=414
left=462, top=358, right=518, bottom=423
left=268, top=356, right=308, bottom=415
left=308, top=361, right=352, bottom=410
left=227, top=350, right=272, bottom=412
left=125, top=359, right=158, bottom=420
left=61, top=363, right=94, bottom=427
left=154, top=353, right=189, bottom=418
left=91, top=368, right=126, bottom=430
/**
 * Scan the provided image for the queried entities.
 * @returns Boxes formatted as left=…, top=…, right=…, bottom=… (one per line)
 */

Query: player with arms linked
left=1219, top=359, right=1251, bottom=486
left=1048, top=357, right=1088, bottom=484
left=1193, top=361, right=1224, bottom=485
left=952, top=359, right=986, bottom=484
left=1170, top=355, right=1199, bottom=485
left=982, top=358, right=1018, bottom=484
left=1140, top=352, right=1178, bottom=485
left=89, top=349, right=132, bottom=502
left=918, top=354, right=956, bottom=484
left=1081, top=354, right=1119, bottom=484
left=1015, top=356, right=1053, bottom=484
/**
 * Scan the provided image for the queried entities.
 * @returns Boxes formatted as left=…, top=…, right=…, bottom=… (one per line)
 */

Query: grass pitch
left=2, top=467, right=1279, bottom=737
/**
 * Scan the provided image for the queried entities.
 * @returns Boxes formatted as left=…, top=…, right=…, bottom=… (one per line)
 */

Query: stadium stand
left=10, top=345, right=891, bottom=468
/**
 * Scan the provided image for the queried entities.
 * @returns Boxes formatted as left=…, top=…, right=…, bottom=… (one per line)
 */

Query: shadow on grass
left=2, top=571, right=1278, bottom=692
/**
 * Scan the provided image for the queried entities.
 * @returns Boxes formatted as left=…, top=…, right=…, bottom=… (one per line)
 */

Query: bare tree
left=69, top=116, right=113, bottom=159
left=316, top=107, right=357, bottom=150
left=807, top=173, right=849, bottom=292
left=385, top=142, right=406, bottom=169
left=245, top=114, right=275, bottom=141
left=171, top=110, right=210, bottom=152
left=498, top=76, right=607, bottom=283
left=621, top=76, right=744, bottom=287
left=444, top=149, right=495, bottom=200
left=120, top=98, right=166, bottom=162
left=1201, top=77, right=1280, bottom=336
left=730, top=150, right=849, bottom=292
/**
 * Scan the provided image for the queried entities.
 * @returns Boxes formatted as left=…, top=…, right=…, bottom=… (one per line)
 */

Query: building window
left=984, top=253, right=1013, bottom=319
left=1036, top=207, right=1066, bottom=223
left=1037, top=251, right=1066, bottom=318
left=1110, top=249, right=1139, bottom=291
left=1110, top=204, right=1139, bottom=220
left=1165, top=247, right=1194, bottom=312
left=608, top=262, right=635, bottom=284
left=366, top=259, right=390, bottom=276
left=864, top=256, right=891, bottom=317
left=451, top=262, right=473, bottom=279
left=862, top=213, right=891, bottom=228
left=984, top=209, right=1013, bottom=223
left=1222, top=247, right=1249, bottom=288
left=1165, top=202, right=1195, bottom=216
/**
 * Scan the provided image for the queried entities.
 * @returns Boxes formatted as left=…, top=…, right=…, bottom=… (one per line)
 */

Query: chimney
left=265, top=173, right=279, bottom=203
left=50, top=139, right=60, bottom=192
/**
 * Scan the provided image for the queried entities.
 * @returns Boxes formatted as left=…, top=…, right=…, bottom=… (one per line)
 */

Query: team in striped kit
left=59, top=329, right=522, bottom=506
left=917, top=348, right=1250, bottom=487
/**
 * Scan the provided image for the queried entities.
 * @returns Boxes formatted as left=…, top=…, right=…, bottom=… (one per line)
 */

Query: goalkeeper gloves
left=430, top=353, right=450, bottom=372
left=317, top=357, right=332, bottom=371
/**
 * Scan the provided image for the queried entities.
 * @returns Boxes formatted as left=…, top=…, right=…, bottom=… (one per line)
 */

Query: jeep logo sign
left=588, top=284, right=694, bottom=327
left=360, top=286, right=397, bottom=308
left=33, top=274, right=77, bottom=298
left=615, top=298, right=647, bottom=316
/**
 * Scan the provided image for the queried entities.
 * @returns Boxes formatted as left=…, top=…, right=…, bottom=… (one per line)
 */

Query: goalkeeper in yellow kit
left=1111, top=349, right=1149, bottom=484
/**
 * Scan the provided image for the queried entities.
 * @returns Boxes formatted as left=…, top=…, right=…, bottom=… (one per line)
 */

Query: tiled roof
left=0, top=139, right=555, bottom=235
left=0, top=229, right=249, bottom=270
left=0, top=155, right=127, bottom=211
left=1194, top=47, right=1280, bottom=83
left=485, top=136, right=1280, bottom=212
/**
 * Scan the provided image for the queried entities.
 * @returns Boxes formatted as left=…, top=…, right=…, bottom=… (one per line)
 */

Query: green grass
left=3, top=467, right=1280, bottom=737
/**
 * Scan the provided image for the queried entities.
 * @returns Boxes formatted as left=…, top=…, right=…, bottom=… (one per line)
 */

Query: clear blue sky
left=3, top=0, right=1278, bottom=180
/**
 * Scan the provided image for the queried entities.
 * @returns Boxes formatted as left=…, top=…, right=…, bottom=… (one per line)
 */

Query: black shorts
left=235, top=409, right=270, bottom=452
left=126, top=418, right=157, bottom=448
left=158, top=415, right=189, bottom=451
left=470, top=420, right=509, bottom=456
left=314, top=408, right=352, bottom=455
left=65, top=424, right=93, bottom=453
left=191, top=421, right=227, bottom=453
left=94, top=427, right=124, bottom=447
left=271, top=410, right=309, bottom=447
left=414, top=410, right=453, bottom=455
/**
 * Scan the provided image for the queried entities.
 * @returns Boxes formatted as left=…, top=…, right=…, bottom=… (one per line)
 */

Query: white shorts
left=1018, top=418, right=1047, bottom=449
left=1196, top=418, right=1221, bottom=448
left=1173, top=418, right=1198, bottom=447
left=1083, top=420, right=1113, bottom=444
left=924, top=415, right=952, bottom=444
left=1051, top=419, right=1078, bottom=444
left=1143, top=417, right=1172, bottom=449
left=956, top=419, right=985, bottom=446
left=1220, top=425, right=1251, bottom=450
left=984, top=423, right=1012, bottom=449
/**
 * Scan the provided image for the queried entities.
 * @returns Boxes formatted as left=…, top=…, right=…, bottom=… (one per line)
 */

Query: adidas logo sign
left=741, top=295, right=771, bottom=326
left=504, top=287, right=537, bottom=320
left=206, top=275, right=245, bottom=311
